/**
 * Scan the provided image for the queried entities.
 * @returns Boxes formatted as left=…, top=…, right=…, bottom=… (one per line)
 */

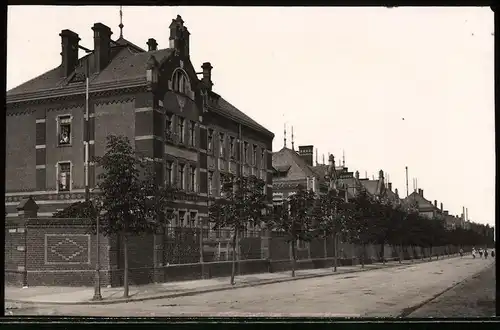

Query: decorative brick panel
left=45, top=234, right=91, bottom=264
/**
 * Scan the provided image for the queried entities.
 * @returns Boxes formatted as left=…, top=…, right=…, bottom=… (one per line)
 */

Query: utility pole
left=405, top=166, right=409, bottom=198
left=84, top=57, right=101, bottom=301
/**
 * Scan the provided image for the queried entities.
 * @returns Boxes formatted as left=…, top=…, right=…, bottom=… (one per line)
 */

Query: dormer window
left=172, top=69, right=191, bottom=95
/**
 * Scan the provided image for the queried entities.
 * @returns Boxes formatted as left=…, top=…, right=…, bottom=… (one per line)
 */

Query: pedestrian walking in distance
left=479, top=249, right=483, bottom=258
left=472, top=248, right=476, bottom=259
left=491, top=250, right=495, bottom=258
left=459, top=248, right=463, bottom=258
left=484, top=249, right=488, bottom=259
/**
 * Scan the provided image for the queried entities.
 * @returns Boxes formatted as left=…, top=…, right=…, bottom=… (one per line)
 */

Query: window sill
left=57, top=143, right=73, bottom=148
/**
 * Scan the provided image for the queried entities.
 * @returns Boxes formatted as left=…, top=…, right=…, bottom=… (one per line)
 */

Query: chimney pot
left=59, top=29, right=80, bottom=78
left=394, top=188, right=399, bottom=196
left=147, top=38, right=158, bottom=51
left=440, top=202, right=443, bottom=212
left=434, top=200, right=437, bottom=207
left=91, top=23, right=113, bottom=73
left=298, top=145, right=314, bottom=166
left=201, top=62, right=213, bottom=91
left=388, top=182, right=392, bottom=191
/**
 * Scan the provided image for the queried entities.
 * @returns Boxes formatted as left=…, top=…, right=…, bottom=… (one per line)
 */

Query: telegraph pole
left=405, top=166, right=409, bottom=197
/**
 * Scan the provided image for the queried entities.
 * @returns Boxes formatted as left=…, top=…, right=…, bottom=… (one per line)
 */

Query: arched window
left=172, top=69, right=191, bottom=95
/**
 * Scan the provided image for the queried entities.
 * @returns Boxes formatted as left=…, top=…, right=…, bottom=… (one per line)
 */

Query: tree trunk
left=429, top=246, right=432, bottom=261
left=333, top=232, right=338, bottom=272
left=230, top=228, right=237, bottom=285
left=323, top=232, right=327, bottom=259
left=381, top=243, right=385, bottom=264
left=291, top=240, right=297, bottom=277
left=123, top=233, right=129, bottom=298
left=361, top=243, right=365, bottom=268
left=398, top=243, right=402, bottom=264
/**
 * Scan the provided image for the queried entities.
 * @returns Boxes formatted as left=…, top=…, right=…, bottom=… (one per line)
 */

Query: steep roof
left=7, top=38, right=167, bottom=98
left=7, top=36, right=273, bottom=138
left=207, top=96, right=273, bottom=137
left=404, top=191, right=435, bottom=210
left=272, top=147, right=318, bottom=181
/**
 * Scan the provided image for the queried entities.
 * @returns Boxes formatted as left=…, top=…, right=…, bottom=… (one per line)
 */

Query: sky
left=7, top=6, right=494, bottom=227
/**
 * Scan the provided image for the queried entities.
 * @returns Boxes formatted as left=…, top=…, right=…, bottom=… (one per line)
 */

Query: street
left=6, top=256, right=494, bottom=317
left=407, top=262, right=495, bottom=317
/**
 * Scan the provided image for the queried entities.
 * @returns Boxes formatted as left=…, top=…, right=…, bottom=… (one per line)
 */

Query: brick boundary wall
left=5, top=197, right=470, bottom=287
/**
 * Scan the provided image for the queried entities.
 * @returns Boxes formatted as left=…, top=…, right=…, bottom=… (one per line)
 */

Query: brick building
left=5, top=16, right=274, bottom=227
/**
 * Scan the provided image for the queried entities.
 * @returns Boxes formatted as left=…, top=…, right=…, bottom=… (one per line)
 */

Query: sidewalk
left=5, top=254, right=462, bottom=306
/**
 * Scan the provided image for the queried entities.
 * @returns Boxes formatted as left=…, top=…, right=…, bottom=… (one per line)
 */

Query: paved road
left=7, top=257, right=493, bottom=317
left=407, top=262, right=495, bottom=317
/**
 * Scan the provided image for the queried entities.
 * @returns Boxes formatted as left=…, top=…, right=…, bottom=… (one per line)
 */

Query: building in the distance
left=5, top=16, right=274, bottom=229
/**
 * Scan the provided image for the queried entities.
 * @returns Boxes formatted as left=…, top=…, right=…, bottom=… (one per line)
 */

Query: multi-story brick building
left=5, top=16, right=274, bottom=229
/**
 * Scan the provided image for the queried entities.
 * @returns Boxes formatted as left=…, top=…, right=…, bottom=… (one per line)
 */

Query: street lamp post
left=93, top=209, right=102, bottom=301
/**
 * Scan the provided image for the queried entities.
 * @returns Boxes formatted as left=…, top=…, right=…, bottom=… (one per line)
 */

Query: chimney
left=466, top=207, right=468, bottom=221
left=462, top=206, right=465, bottom=220
left=298, top=145, right=314, bottom=166
left=418, top=188, right=423, bottom=197
left=379, top=170, right=384, bottom=180
left=444, top=211, right=449, bottom=215
left=388, top=182, right=392, bottom=191
left=59, top=29, right=80, bottom=78
left=394, top=188, right=399, bottom=196
left=169, top=15, right=189, bottom=56
left=201, top=62, right=213, bottom=91
left=434, top=200, right=437, bottom=208
left=147, top=38, right=158, bottom=51
left=440, top=202, right=443, bottom=212
left=92, top=23, right=113, bottom=73
left=355, top=171, right=359, bottom=179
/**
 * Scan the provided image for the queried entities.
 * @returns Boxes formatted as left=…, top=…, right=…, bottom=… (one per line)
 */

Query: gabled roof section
left=272, top=147, right=318, bottom=181
left=207, top=94, right=274, bottom=137
left=359, top=179, right=383, bottom=197
left=404, top=191, right=434, bottom=210
left=7, top=38, right=173, bottom=101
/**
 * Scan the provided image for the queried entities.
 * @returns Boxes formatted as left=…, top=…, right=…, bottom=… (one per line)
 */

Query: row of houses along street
left=5, top=14, right=492, bottom=290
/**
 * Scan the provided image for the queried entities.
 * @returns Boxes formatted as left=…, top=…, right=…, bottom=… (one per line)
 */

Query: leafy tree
left=52, top=200, right=99, bottom=220
left=208, top=173, right=267, bottom=285
left=93, top=135, right=176, bottom=298
left=267, top=185, right=316, bottom=277
left=348, top=190, right=379, bottom=268
left=314, top=189, right=351, bottom=272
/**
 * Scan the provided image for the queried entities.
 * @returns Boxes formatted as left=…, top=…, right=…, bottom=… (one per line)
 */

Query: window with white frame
left=178, top=117, right=185, bottom=144
left=58, top=115, right=72, bottom=146
left=208, top=129, right=214, bottom=153
left=208, top=171, right=214, bottom=195
left=172, top=70, right=191, bottom=95
left=166, top=161, right=174, bottom=185
left=165, top=113, right=174, bottom=142
left=219, top=133, right=225, bottom=158
left=189, top=165, right=196, bottom=192
left=179, top=210, right=186, bottom=227
left=253, top=145, right=257, bottom=166
left=58, top=162, right=71, bottom=192
left=243, top=142, right=248, bottom=163
left=178, top=164, right=185, bottom=190
left=189, top=121, right=196, bottom=147
left=189, top=211, right=197, bottom=228
left=229, top=137, right=235, bottom=159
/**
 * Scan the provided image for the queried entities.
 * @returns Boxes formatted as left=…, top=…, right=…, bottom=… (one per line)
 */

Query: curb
left=5, top=255, right=462, bottom=306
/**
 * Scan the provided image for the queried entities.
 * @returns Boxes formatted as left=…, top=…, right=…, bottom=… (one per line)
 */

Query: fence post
left=16, top=196, right=38, bottom=288
left=199, top=221, right=205, bottom=279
